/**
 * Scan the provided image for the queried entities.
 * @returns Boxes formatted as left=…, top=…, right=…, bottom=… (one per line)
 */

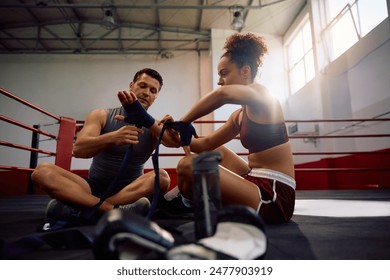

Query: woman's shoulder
left=249, top=83, right=270, bottom=93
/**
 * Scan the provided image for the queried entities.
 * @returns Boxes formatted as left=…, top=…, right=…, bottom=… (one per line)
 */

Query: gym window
left=324, top=0, right=388, bottom=61
left=287, top=19, right=315, bottom=95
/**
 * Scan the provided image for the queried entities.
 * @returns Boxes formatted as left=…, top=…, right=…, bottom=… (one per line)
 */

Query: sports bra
left=239, top=107, right=289, bottom=153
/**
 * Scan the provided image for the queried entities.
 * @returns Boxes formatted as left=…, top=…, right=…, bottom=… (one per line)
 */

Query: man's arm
left=116, top=90, right=181, bottom=148
left=73, top=108, right=142, bottom=158
left=112, top=114, right=181, bottom=148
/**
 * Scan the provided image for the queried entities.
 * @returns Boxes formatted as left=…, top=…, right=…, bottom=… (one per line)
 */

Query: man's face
left=129, top=73, right=161, bottom=110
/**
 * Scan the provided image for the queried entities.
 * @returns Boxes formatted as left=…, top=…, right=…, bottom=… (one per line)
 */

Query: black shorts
left=86, top=177, right=133, bottom=198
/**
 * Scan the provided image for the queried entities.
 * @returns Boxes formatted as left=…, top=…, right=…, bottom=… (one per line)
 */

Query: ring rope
left=1, top=88, right=60, bottom=121
left=1, top=88, right=389, bottom=190
left=0, top=115, right=57, bottom=139
left=0, top=140, right=56, bottom=156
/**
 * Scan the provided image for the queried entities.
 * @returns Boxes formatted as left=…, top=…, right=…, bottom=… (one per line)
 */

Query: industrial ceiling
left=0, top=0, right=306, bottom=55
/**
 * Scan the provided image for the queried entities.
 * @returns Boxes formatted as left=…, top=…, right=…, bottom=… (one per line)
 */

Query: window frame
left=323, top=0, right=388, bottom=61
left=286, top=17, right=316, bottom=95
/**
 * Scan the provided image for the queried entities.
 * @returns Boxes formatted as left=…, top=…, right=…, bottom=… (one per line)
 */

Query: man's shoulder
left=105, top=107, right=123, bottom=115
left=84, top=108, right=108, bottom=119
left=89, top=107, right=122, bottom=118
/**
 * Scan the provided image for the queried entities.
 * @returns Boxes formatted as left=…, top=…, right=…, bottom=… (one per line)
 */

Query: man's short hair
left=133, top=68, right=163, bottom=91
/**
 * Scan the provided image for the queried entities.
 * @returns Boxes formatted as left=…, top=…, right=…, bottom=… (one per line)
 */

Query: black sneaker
left=45, top=199, right=82, bottom=221
left=117, top=197, right=151, bottom=217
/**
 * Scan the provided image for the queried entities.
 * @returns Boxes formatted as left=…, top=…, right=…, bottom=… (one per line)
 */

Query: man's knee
left=31, top=162, right=55, bottom=182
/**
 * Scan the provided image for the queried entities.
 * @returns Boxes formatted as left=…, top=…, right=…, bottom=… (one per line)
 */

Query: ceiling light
left=102, top=2, right=116, bottom=30
left=160, top=51, right=174, bottom=59
left=230, top=6, right=245, bottom=31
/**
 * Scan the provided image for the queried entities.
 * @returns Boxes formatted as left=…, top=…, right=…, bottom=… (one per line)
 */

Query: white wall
left=0, top=52, right=202, bottom=169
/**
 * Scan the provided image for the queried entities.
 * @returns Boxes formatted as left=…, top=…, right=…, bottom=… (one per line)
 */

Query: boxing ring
left=1, top=88, right=390, bottom=260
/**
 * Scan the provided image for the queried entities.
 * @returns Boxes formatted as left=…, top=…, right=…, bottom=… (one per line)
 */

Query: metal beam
left=0, top=2, right=286, bottom=9
left=0, top=20, right=210, bottom=36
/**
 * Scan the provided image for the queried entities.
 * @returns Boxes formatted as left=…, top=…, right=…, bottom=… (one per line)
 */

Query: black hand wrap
left=123, top=100, right=155, bottom=128
left=165, top=121, right=197, bottom=146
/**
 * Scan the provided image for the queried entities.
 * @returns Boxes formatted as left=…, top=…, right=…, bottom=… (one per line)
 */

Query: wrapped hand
left=122, top=100, right=155, bottom=128
left=165, top=121, right=198, bottom=146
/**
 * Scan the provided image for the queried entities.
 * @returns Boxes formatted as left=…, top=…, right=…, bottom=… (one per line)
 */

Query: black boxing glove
left=122, top=100, right=155, bottom=128
left=165, top=121, right=198, bottom=146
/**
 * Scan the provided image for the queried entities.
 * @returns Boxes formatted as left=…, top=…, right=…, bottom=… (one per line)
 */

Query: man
left=31, top=68, right=179, bottom=222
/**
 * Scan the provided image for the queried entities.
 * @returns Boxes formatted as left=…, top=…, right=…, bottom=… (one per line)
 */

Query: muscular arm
left=116, top=90, right=181, bottom=148
left=73, top=109, right=142, bottom=158
left=113, top=114, right=181, bottom=148
left=180, top=84, right=263, bottom=123
left=190, top=110, right=241, bottom=153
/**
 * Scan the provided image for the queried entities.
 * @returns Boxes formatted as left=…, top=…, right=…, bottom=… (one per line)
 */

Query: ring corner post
left=55, top=116, right=77, bottom=171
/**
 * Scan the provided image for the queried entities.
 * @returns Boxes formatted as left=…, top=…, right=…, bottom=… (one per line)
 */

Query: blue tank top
left=88, top=107, right=154, bottom=183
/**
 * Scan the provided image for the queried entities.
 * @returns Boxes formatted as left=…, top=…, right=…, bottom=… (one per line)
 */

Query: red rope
left=0, top=88, right=60, bottom=121
left=192, top=119, right=390, bottom=124
left=156, top=151, right=390, bottom=157
left=0, top=140, right=56, bottom=156
left=0, top=165, right=34, bottom=172
left=288, top=134, right=390, bottom=138
left=286, top=118, right=390, bottom=123
left=295, top=167, right=390, bottom=172
left=0, top=115, right=57, bottom=139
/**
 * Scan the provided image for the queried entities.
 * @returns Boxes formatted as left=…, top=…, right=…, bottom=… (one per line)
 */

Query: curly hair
left=222, top=33, right=268, bottom=81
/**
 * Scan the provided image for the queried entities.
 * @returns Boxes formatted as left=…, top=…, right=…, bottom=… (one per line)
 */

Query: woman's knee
left=176, top=156, right=196, bottom=198
left=176, top=155, right=193, bottom=176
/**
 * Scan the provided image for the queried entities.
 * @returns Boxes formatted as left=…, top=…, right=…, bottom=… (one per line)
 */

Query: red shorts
left=242, top=170, right=295, bottom=224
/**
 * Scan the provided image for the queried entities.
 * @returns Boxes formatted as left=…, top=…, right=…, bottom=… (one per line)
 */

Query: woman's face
left=217, top=56, right=246, bottom=86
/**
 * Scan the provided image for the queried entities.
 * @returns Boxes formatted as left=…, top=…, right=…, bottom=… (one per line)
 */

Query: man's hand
left=111, top=125, right=143, bottom=146
left=158, top=114, right=181, bottom=148
left=117, top=90, right=137, bottom=105
left=117, top=90, right=155, bottom=128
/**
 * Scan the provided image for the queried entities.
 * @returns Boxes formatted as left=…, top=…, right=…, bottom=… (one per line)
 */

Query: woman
left=177, top=33, right=295, bottom=223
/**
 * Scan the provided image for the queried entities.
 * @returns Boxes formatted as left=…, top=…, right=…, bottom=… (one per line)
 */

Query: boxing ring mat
left=1, top=189, right=389, bottom=259
left=1, top=88, right=390, bottom=260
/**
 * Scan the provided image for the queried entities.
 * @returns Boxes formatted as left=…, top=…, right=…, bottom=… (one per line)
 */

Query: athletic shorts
left=242, top=168, right=296, bottom=224
left=86, top=177, right=133, bottom=198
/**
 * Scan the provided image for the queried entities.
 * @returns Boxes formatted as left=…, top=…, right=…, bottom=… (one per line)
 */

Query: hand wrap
left=165, top=121, right=198, bottom=146
left=123, top=100, right=155, bottom=128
